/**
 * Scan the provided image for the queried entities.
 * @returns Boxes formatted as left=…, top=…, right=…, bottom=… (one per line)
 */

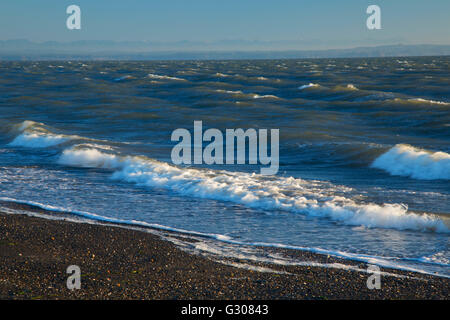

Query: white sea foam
left=252, top=94, right=279, bottom=99
left=9, top=121, right=118, bottom=149
left=215, top=89, right=243, bottom=95
left=9, top=121, right=69, bottom=148
left=216, top=89, right=279, bottom=99
left=147, top=73, right=185, bottom=81
left=0, top=196, right=232, bottom=241
left=57, top=146, right=449, bottom=233
left=392, top=98, right=450, bottom=105
left=17, top=120, right=42, bottom=132
left=416, top=252, right=449, bottom=265
left=371, top=144, right=450, bottom=180
left=9, top=122, right=450, bottom=233
left=9, top=132, right=68, bottom=148
left=0, top=196, right=447, bottom=277
left=408, top=98, right=450, bottom=105
left=162, top=233, right=434, bottom=278
left=396, top=252, right=450, bottom=267
left=216, top=261, right=291, bottom=274
left=58, top=147, right=119, bottom=168
left=298, top=83, right=319, bottom=90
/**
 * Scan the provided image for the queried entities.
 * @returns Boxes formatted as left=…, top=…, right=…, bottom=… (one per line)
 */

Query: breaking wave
left=393, top=98, right=450, bottom=106
left=147, top=73, right=185, bottom=81
left=8, top=121, right=114, bottom=149
left=7, top=121, right=450, bottom=234
left=371, top=144, right=450, bottom=180
left=1, top=196, right=447, bottom=277
left=298, top=83, right=320, bottom=90
left=215, top=89, right=279, bottom=100
left=56, top=145, right=449, bottom=233
left=9, top=121, right=70, bottom=148
left=297, top=83, right=449, bottom=106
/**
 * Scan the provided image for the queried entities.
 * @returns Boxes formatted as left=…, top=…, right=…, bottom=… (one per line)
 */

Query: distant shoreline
left=1, top=43, right=449, bottom=61
left=0, top=205, right=448, bottom=300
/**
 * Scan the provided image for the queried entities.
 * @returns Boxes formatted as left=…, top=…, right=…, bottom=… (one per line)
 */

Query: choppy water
left=0, top=57, right=449, bottom=276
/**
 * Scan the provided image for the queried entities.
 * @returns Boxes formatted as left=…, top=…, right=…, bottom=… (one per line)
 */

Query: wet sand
left=0, top=210, right=448, bottom=300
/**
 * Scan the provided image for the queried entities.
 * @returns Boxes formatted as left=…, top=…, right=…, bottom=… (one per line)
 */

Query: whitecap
left=298, top=83, right=319, bottom=90
left=9, top=132, right=68, bottom=148
left=147, top=73, right=185, bottom=81
left=57, top=147, right=449, bottom=234
left=371, top=144, right=450, bottom=180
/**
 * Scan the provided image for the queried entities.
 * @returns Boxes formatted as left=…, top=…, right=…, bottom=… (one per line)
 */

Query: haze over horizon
left=1, top=0, right=449, bottom=51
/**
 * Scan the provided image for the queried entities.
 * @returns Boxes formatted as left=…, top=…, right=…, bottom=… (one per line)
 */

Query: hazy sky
left=1, top=0, right=449, bottom=49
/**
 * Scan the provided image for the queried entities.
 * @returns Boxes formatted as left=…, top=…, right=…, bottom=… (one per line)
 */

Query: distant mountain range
left=0, top=40, right=449, bottom=60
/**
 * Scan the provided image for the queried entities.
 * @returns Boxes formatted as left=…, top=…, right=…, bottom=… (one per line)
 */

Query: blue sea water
left=0, top=57, right=449, bottom=276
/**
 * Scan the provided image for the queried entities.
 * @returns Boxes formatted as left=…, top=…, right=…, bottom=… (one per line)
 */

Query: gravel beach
left=0, top=209, right=448, bottom=300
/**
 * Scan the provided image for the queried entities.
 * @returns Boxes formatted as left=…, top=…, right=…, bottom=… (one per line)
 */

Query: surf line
left=171, top=121, right=279, bottom=175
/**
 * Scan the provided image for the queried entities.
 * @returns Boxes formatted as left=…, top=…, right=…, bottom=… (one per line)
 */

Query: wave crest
left=372, top=144, right=450, bottom=180
left=147, top=73, right=185, bottom=81
left=298, top=83, right=320, bottom=90
left=57, top=146, right=449, bottom=233
left=9, top=121, right=69, bottom=148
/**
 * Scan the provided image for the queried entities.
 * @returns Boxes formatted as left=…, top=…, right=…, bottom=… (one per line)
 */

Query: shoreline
left=0, top=205, right=448, bottom=299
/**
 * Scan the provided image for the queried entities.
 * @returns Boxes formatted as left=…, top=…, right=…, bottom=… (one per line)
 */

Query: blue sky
left=1, top=0, right=449, bottom=49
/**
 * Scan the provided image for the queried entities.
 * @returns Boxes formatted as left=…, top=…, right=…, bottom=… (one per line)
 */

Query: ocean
left=0, top=57, right=449, bottom=277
